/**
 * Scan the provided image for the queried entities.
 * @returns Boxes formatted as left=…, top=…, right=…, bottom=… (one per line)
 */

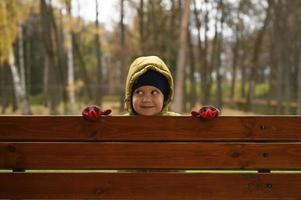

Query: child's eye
left=151, top=90, right=159, bottom=95
left=135, top=90, right=144, bottom=95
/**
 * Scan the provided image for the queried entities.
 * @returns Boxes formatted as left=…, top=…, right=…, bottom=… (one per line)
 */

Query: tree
left=172, top=0, right=191, bottom=113
left=246, top=0, right=272, bottom=110
left=40, top=0, right=61, bottom=114
left=229, top=1, right=243, bottom=100
left=119, top=0, right=126, bottom=111
left=187, top=22, right=197, bottom=109
left=0, top=0, right=31, bottom=114
left=215, top=0, right=225, bottom=109
left=94, top=0, right=103, bottom=106
left=64, top=0, right=76, bottom=113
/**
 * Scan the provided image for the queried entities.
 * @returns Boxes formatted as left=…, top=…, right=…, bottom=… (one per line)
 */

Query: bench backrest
left=1, top=116, right=301, bottom=199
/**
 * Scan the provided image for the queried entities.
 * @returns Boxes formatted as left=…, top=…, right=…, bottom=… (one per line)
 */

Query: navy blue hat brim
left=132, top=70, right=169, bottom=101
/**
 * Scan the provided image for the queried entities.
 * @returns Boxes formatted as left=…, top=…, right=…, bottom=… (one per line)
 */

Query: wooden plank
left=1, top=116, right=301, bottom=141
left=1, top=173, right=301, bottom=199
left=2, top=142, right=301, bottom=169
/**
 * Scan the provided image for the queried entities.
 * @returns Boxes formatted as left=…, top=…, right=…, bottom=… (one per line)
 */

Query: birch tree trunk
left=9, top=50, right=31, bottom=114
left=18, top=24, right=26, bottom=93
left=2, top=0, right=31, bottom=114
left=172, top=0, right=191, bottom=113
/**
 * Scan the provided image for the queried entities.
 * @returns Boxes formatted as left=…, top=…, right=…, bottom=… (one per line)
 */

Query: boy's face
left=132, top=85, right=164, bottom=116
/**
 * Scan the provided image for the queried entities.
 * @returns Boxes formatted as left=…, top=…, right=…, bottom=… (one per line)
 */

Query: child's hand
left=191, top=106, right=220, bottom=120
left=82, top=105, right=112, bottom=121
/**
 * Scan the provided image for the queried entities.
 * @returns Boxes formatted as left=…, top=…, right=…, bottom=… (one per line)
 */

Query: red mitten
left=191, top=105, right=220, bottom=120
left=82, top=105, right=112, bottom=121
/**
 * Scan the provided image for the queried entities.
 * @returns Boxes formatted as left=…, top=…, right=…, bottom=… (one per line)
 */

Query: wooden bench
left=1, top=116, right=301, bottom=199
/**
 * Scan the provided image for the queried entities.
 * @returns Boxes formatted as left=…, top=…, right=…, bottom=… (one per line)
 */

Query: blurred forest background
left=1, top=0, right=301, bottom=115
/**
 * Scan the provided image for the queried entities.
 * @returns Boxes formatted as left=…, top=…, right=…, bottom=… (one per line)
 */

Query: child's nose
left=142, top=94, right=151, bottom=102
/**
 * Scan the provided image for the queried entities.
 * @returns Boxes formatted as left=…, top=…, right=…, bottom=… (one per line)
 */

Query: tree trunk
left=0, top=64, right=3, bottom=111
left=274, top=1, right=284, bottom=114
left=9, top=50, right=31, bottom=114
left=139, top=0, right=145, bottom=54
left=297, top=40, right=301, bottom=114
left=230, top=40, right=239, bottom=100
left=246, top=0, right=272, bottom=109
left=50, top=3, right=66, bottom=113
left=18, top=23, right=32, bottom=114
left=282, top=4, right=291, bottom=115
left=166, top=0, right=177, bottom=68
left=240, top=40, right=247, bottom=99
left=119, top=0, right=126, bottom=111
left=172, top=0, right=191, bottom=113
left=230, top=5, right=241, bottom=100
left=200, top=0, right=210, bottom=105
left=183, top=65, right=187, bottom=112
left=192, top=0, right=204, bottom=106
left=1, top=64, right=14, bottom=114
left=1, top=0, right=31, bottom=114
left=72, top=33, right=93, bottom=101
left=267, top=30, right=276, bottom=107
left=40, top=0, right=60, bottom=114
left=215, top=0, right=224, bottom=108
left=43, top=54, right=49, bottom=107
left=65, top=0, right=76, bottom=114
left=187, top=24, right=196, bottom=110
left=18, top=24, right=26, bottom=93
left=95, top=0, right=103, bottom=106
left=193, top=0, right=213, bottom=105
left=24, top=25, right=31, bottom=99
left=210, top=12, right=219, bottom=106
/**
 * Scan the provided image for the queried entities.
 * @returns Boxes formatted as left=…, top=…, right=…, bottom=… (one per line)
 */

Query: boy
left=124, top=55, right=179, bottom=116
left=82, top=56, right=219, bottom=120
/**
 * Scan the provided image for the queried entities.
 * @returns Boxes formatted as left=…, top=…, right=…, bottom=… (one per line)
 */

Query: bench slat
left=0, top=173, right=300, bottom=199
left=1, top=116, right=301, bottom=141
left=1, top=142, right=301, bottom=169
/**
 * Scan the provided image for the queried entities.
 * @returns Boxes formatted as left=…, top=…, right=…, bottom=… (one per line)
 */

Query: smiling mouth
left=140, top=106, right=155, bottom=109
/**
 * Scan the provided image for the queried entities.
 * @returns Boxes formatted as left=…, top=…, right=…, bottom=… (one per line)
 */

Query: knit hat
left=132, top=70, right=169, bottom=101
